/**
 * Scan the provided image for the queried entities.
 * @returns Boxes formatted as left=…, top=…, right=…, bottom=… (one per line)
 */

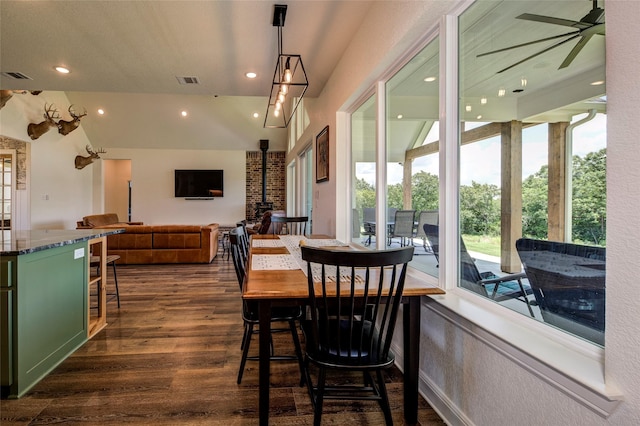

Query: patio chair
left=424, top=224, right=534, bottom=316
left=389, top=210, right=416, bottom=247
left=414, top=210, right=438, bottom=253
left=360, top=207, right=376, bottom=246
left=515, top=238, right=605, bottom=345
left=352, top=208, right=376, bottom=245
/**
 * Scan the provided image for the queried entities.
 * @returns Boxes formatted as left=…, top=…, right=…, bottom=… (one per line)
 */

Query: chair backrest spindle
left=301, top=246, right=413, bottom=365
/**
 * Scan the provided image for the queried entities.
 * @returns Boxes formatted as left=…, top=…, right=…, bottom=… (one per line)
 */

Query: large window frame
left=340, top=1, right=614, bottom=415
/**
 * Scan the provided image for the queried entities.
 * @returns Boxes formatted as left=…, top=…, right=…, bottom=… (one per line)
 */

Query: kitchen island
left=0, top=228, right=124, bottom=399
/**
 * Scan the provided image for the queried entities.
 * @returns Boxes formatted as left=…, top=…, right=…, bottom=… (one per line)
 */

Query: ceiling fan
left=478, top=0, right=605, bottom=73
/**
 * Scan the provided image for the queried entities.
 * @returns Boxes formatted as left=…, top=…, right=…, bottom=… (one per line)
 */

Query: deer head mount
left=27, top=103, right=61, bottom=140
left=57, top=105, right=87, bottom=135
left=0, top=90, right=41, bottom=110
left=75, top=145, right=106, bottom=170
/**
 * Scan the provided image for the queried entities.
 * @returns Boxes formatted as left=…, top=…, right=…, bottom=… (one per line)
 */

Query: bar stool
left=90, top=254, right=121, bottom=308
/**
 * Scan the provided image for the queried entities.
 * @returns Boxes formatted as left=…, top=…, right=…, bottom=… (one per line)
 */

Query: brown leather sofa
left=77, top=213, right=219, bottom=264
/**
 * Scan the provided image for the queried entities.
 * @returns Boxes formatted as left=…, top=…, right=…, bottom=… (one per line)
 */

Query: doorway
left=0, top=151, right=15, bottom=233
left=104, top=159, right=132, bottom=221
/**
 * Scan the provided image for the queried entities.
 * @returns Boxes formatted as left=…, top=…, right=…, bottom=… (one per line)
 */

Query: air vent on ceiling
left=176, top=76, right=200, bottom=85
left=1, top=71, right=33, bottom=80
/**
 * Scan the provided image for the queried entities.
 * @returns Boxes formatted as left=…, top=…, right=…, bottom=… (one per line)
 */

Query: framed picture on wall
left=316, top=125, right=329, bottom=183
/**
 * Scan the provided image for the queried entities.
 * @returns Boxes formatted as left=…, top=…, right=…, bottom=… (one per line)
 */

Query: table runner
left=258, top=235, right=364, bottom=283
left=251, top=254, right=299, bottom=270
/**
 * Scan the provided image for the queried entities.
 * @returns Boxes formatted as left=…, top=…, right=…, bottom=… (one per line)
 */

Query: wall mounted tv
left=174, top=169, right=224, bottom=198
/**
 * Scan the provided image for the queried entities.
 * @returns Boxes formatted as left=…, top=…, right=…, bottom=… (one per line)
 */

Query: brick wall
left=245, top=151, right=286, bottom=221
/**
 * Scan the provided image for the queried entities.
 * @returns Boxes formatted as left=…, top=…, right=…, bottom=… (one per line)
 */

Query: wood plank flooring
left=1, top=249, right=445, bottom=425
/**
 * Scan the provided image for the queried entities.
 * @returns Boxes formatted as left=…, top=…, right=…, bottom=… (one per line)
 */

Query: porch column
left=403, top=160, right=412, bottom=209
left=500, top=120, right=523, bottom=273
left=547, top=122, right=569, bottom=241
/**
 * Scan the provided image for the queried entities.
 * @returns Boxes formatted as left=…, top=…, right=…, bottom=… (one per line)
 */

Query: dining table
left=242, top=233, right=445, bottom=425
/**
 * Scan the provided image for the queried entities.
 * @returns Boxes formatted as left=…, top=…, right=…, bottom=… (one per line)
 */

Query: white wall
left=103, top=147, right=245, bottom=227
left=0, top=91, right=93, bottom=229
left=307, top=0, right=640, bottom=424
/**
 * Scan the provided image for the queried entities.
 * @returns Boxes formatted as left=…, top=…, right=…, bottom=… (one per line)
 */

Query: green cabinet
left=1, top=242, right=88, bottom=399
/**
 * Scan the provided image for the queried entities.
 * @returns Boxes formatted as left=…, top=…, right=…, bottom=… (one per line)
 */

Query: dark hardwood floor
left=1, top=248, right=445, bottom=425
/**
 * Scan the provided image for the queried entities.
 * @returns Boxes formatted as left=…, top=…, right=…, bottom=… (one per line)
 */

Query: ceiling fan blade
left=497, top=34, right=581, bottom=74
left=517, top=13, right=592, bottom=30
left=558, top=33, right=594, bottom=69
left=477, top=31, right=580, bottom=58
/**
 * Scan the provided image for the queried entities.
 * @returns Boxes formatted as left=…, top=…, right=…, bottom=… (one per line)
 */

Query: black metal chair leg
left=376, top=369, right=393, bottom=426
left=237, top=323, right=253, bottom=384
left=289, top=320, right=305, bottom=386
left=313, top=367, right=327, bottom=426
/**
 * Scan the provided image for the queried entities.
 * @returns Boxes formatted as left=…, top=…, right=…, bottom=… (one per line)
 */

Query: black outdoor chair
left=229, top=227, right=305, bottom=385
left=353, top=208, right=375, bottom=246
left=362, top=207, right=376, bottom=246
left=424, top=224, right=534, bottom=316
left=300, top=245, right=414, bottom=426
left=414, top=210, right=438, bottom=253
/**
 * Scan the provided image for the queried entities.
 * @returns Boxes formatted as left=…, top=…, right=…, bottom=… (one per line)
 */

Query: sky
left=357, top=113, right=606, bottom=187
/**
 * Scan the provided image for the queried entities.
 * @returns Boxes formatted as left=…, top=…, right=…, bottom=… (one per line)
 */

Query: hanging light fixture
left=264, top=4, right=308, bottom=128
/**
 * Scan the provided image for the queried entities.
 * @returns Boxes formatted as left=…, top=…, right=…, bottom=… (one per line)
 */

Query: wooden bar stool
left=90, top=254, right=121, bottom=308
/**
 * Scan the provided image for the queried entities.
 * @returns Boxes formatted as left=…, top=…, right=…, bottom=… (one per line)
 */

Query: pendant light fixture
left=264, top=4, right=308, bottom=128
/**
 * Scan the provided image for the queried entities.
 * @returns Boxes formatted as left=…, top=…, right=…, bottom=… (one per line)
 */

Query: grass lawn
left=462, top=234, right=501, bottom=257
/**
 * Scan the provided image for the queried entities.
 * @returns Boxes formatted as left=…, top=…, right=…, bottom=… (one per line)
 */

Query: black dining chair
left=300, top=245, right=414, bottom=426
left=271, top=215, right=309, bottom=235
left=229, top=227, right=305, bottom=385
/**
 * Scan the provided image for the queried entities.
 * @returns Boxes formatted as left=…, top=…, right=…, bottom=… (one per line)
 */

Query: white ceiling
left=0, top=1, right=606, bottom=152
left=0, top=0, right=373, bottom=151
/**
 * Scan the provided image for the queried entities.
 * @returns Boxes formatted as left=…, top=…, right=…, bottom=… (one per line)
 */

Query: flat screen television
left=174, top=169, right=224, bottom=198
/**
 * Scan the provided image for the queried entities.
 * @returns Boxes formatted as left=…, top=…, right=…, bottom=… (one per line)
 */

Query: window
left=351, top=95, right=377, bottom=247
left=459, top=0, right=606, bottom=345
left=346, top=0, right=606, bottom=346
left=385, top=37, right=440, bottom=279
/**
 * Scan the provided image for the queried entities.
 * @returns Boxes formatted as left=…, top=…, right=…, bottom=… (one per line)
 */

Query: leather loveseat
left=77, top=213, right=219, bottom=264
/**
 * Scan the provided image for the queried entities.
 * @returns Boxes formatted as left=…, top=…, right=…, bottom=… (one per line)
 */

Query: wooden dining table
left=242, top=234, right=445, bottom=425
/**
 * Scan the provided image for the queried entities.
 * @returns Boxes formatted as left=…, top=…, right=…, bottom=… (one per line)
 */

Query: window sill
left=422, top=290, right=623, bottom=417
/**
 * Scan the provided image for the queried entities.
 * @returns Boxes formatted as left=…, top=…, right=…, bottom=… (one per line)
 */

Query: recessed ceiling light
left=181, top=111, right=188, bottom=117
left=397, top=114, right=403, bottom=119
left=498, top=88, right=506, bottom=97
left=591, top=80, right=605, bottom=86
left=97, top=109, right=105, bottom=115
left=476, top=115, right=483, bottom=120
left=423, top=76, right=436, bottom=82
left=480, top=97, right=487, bottom=105
left=465, top=104, right=472, bottom=112
left=252, top=112, right=259, bottom=118
left=55, top=66, right=70, bottom=74
left=520, top=77, right=527, bottom=87
left=246, top=72, right=257, bottom=79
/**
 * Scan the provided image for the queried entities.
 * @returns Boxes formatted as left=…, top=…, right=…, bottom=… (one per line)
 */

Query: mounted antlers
left=27, top=103, right=60, bottom=140
left=57, top=105, right=87, bottom=135
left=1, top=90, right=42, bottom=110
left=75, top=145, right=106, bottom=170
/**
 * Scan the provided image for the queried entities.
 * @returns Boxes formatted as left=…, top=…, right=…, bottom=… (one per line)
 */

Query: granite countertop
left=0, top=228, right=125, bottom=256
